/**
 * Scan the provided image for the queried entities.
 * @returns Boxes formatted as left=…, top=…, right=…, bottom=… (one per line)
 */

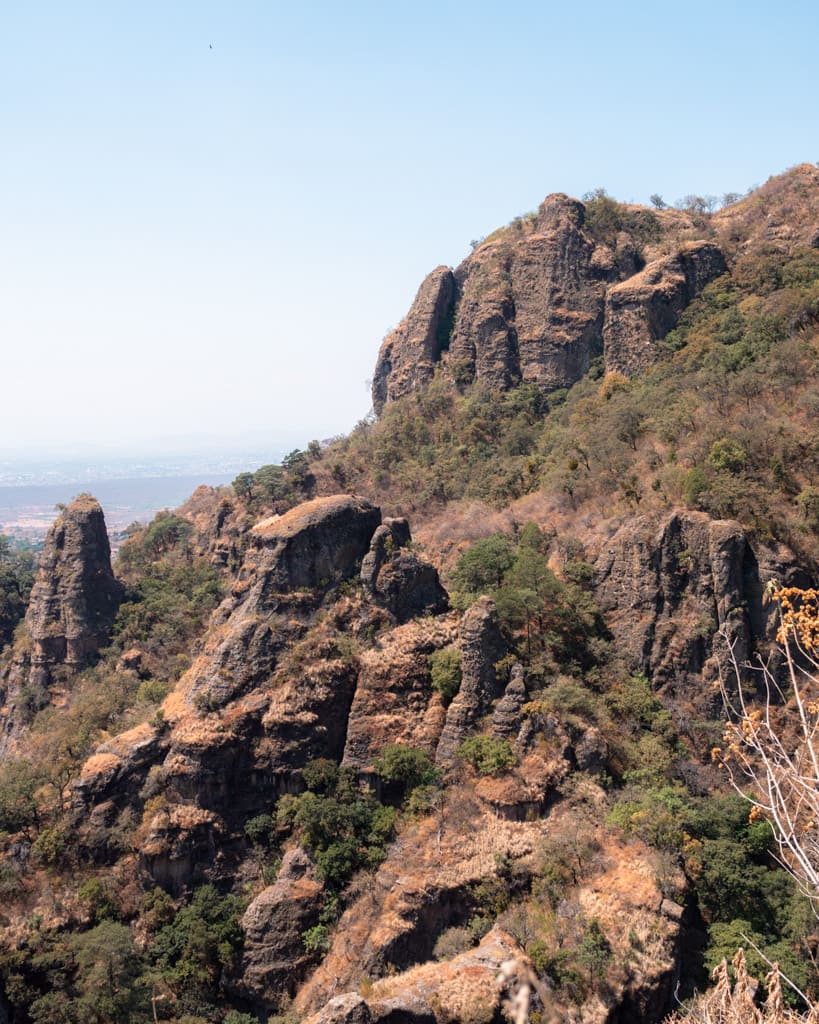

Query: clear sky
left=2, top=1, right=817, bottom=458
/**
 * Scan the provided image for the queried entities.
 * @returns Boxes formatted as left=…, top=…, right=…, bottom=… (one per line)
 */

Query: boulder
left=361, top=518, right=448, bottom=623
left=239, top=847, right=324, bottom=1004
left=250, top=495, right=381, bottom=592
left=593, top=510, right=810, bottom=702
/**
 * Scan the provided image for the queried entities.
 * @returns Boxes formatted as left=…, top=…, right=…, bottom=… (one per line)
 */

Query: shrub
left=302, top=923, right=330, bottom=954
left=433, top=926, right=474, bottom=961
left=458, top=736, right=516, bottom=775
left=374, top=744, right=439, bottom=795
left=429, top=647, right=462, bottom=705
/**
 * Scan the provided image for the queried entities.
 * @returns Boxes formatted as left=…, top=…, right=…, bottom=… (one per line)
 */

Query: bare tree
left=714, top=585, right=819, bottom=915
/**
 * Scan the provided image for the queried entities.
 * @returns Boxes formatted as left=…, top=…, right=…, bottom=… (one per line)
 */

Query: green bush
left=374, top=744, right=439, bottom=795
left=302, top=923, right=330, bottom=955
left=278, top=765, right=394, bottom=896
left=433, top=926, right=473, bottom=961
left=0, top=759, right=41, bottom=834
left=0, top=536, right=35, bottom=649
left=457, top=736, right=516, bottom=775
left=428, top=647, right=462, bottom=705
left=150, top=884, right=244, bottom=1000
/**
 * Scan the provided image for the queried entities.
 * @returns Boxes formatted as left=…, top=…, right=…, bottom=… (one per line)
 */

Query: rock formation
left=371, top=267, right=457, bottom=412
left=372, top=193, right=727, bottom=413
left=603, top=242, right=726, bottom=375
left=435, top=597, right=506, bottom=765
left=5, top=167, right=819, bottom=1024
left=360, top=517, right=448, bottom=622
left=491, top=663, right=528, bottom=739
left=22, top=493, right=120, bottom=673
left=250, top=495, right=382, bottom=592
left=593, top=510, right=811, bottom=702
left=0, top=494, right=121, bottom=752
left=239, top=847, right=324, bottom=1004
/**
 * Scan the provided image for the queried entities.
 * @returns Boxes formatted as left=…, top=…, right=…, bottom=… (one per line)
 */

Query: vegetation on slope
left=308, top=241, right=819, bottom=569
left=1, top=177, right=819, bottom=1022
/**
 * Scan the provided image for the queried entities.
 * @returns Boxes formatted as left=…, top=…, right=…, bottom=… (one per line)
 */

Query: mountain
left=0, top=166, right=818, bottom=1024
left=373, top=163, right=819, bottom=411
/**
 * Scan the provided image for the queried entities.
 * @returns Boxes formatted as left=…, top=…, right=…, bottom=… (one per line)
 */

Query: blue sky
left=1, top=1, right=817, bottom=456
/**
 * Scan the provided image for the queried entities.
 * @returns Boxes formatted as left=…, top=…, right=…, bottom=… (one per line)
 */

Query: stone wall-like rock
left=360, top=517, right=448, bottom=623
left=342, top=616, right=458, bottom=772
left=239, top=847, right=324, bottom=1005
left=371, top=191, right=731, bottom=413
left=443, top=194, right=612, bottom=398
left=372, top=267, right=457, bottom=413
left=603, top=242, right=726, bottom=376
left=435, top=597, right=506, bottom=766
left=250, top=495, right=382, bottom=592
left=25, top=493, right=121, bottom=672
left=593, top=510, right=811, bottom=702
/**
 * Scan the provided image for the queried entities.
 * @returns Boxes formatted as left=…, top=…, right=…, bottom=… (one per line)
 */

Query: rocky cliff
left=372, top=164, right=819, bottom=413
left=0, top=494, right=121, bottom=752
left=372, top=195, right=726, bottom=412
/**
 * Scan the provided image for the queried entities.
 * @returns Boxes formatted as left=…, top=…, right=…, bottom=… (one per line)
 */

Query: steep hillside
left=0, top=166, right=818, bottom=1024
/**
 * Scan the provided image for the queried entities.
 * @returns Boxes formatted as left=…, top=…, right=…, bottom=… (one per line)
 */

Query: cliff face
left=372, top=165, right=819, bottom=413
left=72, top=495, right=455, bottom=869
left=593, top=511, right=812, bottom=705
left=0, top=494, right=121, bottom=751
left=25, top=494, right=121, bottom=669
left=372, top=194, right=726, bottom=412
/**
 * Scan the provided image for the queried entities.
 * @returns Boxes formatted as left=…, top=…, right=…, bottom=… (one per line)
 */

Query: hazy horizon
left=3, top=2, right=818, bottom=453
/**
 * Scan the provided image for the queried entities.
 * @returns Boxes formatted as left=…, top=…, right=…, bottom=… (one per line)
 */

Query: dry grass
left=666, top=951, right=819, bottom=1024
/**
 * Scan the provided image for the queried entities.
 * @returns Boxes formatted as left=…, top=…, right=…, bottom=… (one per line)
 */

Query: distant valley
left=0, top=452, right=286, bottom=542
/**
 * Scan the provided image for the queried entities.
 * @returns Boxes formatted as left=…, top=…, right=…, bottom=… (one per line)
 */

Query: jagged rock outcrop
left=74, top=721, right=170, bottom=811
left=139, top=803, right=227, bottom=895
left=250, top=495, right=382, bottom=592
left=0, top=495, right=121, bottom=752
left=298, top=796, right=684, bottom=1022
left=435, top=597, right=506, bottom=765
left=445, top=195, right=611, bottom=396
left=603, top=242, right=727, bottom=375
left=491, top=663, right=527, bottom=739
left=25, top=494, right=121, bottom=669
left=360, top=517, right=448, bottom=622
left=305, top=928, right=520, bottom=1024
left=372, top=192, right=727, bottom=413
left=179, top=496, right=380, bottom=714
left=342, top=616, right=458, bottom=772
left=372, top=267, right=457, bottom=411
left=239, top=847, right=324, bottom=1005
left=593, top=509, right=811, bottom=702
left=71, top=494, right=459, bottom=875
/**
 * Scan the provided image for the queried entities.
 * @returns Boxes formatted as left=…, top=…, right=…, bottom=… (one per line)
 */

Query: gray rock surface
left=436, top=597, right=506, bottom=765
left=372, top=191, right=728, bottom=412
left=491, top=663, right=528, bottom=738
left=372, top=267, right=457, bottom=414
left=603, top=242, right=726, bottom=375
left=0, top=495, right=121, bottom=752
left=240, top=847, right=324, bottom=1005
